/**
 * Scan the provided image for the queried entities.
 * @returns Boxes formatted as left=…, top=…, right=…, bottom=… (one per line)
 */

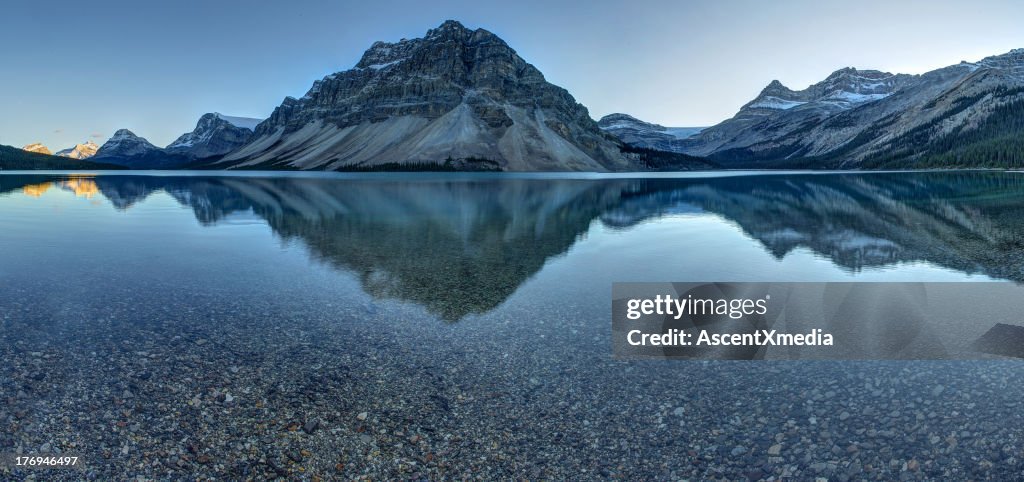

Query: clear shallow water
left=1, top=171, right=1023, bottom=480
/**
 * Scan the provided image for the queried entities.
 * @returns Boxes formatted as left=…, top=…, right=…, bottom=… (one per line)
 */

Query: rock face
left=166, top=113, right=260, bottom=159
left=22, top=143, right=52, bottom=155
left=94, top=129, right=160, bottom=158
left=217, top=20, right=634, bottom=171
left=676, top=49, right=1024, bottom=167
left=93, top=129, right=188, bottom=169
left=55, top=141, right=99, bottom=159
left=598, top=113, right=703, bottom=151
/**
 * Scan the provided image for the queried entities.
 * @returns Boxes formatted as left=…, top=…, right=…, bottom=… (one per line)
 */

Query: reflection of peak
left=21, top=182, right=53, bottom=197
left=12, top=173, right=1024, bottom=319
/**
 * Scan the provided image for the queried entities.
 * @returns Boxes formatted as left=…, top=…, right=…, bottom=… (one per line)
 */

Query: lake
left=2, top=170, right=1023, bottom=479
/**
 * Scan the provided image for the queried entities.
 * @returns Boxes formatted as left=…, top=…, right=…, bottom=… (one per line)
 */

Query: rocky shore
left=2, top=283, right=1022, bottom=480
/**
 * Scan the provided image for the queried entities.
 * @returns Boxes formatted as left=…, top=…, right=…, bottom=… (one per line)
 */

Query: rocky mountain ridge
left=215, top=20, right=637, bottom=171
left=166, top=113, right=259, bottom=159
left=597, top=113, right=703, bottom=152
left=55, top=141, right=100, bottom=159
left=669, top=49, right=1024, bottom=167
left=92, top=113, right=262, bottom=169
left=21, top=143, right=52, bottom=155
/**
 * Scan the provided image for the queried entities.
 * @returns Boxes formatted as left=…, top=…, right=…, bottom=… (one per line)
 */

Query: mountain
left=94, top=129, right=160, bottom=158
left=92, top=129, right=188, bottom=169
left=166, top=113, right=260, bottom=160
left=22, top=143, right=52, bottom=155
left=674, top=49, right=1024, bottom=168
left=55, top=141, right=100, bottom=159
left=597, top=113, right=703, bottom=151
left=1, top=144, right=122, bottom=170
left=214, top=20, right=637, bottom=172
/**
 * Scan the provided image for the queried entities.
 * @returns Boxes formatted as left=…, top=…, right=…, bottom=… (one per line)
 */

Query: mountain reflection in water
left=3, top=171, right=1023, bottom=320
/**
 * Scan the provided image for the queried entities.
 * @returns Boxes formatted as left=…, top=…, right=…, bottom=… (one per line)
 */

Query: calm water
left=2, top=171, right=1023, bottom=480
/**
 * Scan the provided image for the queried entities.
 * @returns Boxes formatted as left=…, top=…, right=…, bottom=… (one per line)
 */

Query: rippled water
left=2, top=171, right=1023, bottom=480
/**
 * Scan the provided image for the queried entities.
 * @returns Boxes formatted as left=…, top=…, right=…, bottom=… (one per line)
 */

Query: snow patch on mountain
left=747, top=96, right=807, bottom=110
left=214, top=113, right=262, bottom=131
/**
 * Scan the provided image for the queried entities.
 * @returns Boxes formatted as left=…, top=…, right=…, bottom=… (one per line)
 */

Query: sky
left=3, top=0, right=1024, bottom=150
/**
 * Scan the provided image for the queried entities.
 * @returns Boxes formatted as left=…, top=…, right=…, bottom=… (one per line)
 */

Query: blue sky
left=3, top=0, right=1024, bottom=150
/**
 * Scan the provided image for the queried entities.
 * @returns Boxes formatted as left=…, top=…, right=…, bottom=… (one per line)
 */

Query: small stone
left=731, top=446, right=748, bottom=457
left=672, top=407, right=685, bottom=416
left=303, top=419, right=319, bottom=434
left=356, top=412, right=368, bottom=421
left=839, top=411, right=851, bottom=421
left=768, top=444, right=782, bottom=456
left=931, top=385, right=945, bottom=397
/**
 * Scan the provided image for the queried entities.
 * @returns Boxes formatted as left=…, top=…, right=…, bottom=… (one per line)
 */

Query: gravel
left=2, top=283, right=1022, bottom=480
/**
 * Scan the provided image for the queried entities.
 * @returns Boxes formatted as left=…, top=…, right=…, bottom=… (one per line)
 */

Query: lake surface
left=2, top=171, right=1023, bottom=479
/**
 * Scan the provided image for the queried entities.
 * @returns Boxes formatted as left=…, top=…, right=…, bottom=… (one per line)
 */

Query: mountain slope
left=215, top=20, right=636, bottom=172
left=166, top=113, right=259, bottom=159
left=597, top=113, right=703, bottom=152
left=55, top=141, right=100, bottom=159
left=676, top=49, right=1024, bottom=168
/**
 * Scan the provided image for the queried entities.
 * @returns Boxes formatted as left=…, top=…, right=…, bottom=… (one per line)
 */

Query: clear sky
left=3, top=0, right=1024, bottom=151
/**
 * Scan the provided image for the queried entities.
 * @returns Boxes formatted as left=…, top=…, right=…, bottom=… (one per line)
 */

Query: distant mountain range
left=1, top=144, right=121, bottom=170
left=89, top=113, right=261, bottom=168
left=604, top=50, right=1024, bottom=169
left=7, top=21, right=1024, bottom=171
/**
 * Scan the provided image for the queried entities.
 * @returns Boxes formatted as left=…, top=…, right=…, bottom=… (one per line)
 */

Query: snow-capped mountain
left=93, top=129, right=188, bottom=169
left=597, top=113, right=703, bottom=151
left=214, top=20, right=636, bottom=172
left=55, top=141, right=99, bottom=159
left=740, top=68, right=915, bottom=114
left=675, top=49, right=1024, bottom=167
left=22, top=143, right=52, bottom=155
left=94, top=129, right=160, bottom=158
left=166, top=113, right=260, bottom=159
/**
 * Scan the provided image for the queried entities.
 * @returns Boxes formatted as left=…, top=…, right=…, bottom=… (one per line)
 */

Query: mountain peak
left=111, top=128, right=139, bottom=139
left=95, top=129, right=159, bottom=160
left=166, top=112, right=259, bottom=158
left=825, top=66, right=858, bottom=78
left=55, top=140, right=100, bottom=159
left=429, top=19, right=468, bottom=34
left=22, top=143, right=52, bottom=155
left=217, top=20, right=633, bottom=171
